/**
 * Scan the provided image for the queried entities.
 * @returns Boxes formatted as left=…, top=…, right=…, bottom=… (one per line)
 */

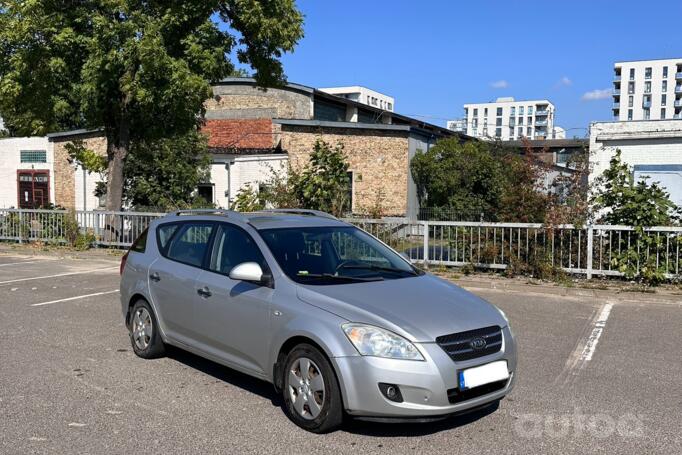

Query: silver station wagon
left=120, top=209, right=517, bottom=433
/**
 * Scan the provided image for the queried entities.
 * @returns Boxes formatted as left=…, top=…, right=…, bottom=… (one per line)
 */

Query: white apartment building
left=318, top=86, right=394, bottom=112
left=446, top=118, right=467, bottom=133
left=612, top=58, right=682, bottom=121
left=461, top=97, right=556, bottom=141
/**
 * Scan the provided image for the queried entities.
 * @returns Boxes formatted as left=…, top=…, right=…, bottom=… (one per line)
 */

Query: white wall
left=74, top=165, right=105, bottom=211
left=210, top=154, right=288, bottom=208
left=0, top=137, right=53, bottom=208
left=589, top=120, right=682, bottom=206
left=319, top=86, right=395, bottom=112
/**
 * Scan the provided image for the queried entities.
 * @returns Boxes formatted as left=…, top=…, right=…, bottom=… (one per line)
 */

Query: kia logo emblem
left=470, top=337, right=487, bottom=350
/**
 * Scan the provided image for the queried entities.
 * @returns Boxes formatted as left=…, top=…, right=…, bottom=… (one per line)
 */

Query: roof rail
left=170, top=209, right=246, bottom=221
left=257, top=209, right=338, bottom=220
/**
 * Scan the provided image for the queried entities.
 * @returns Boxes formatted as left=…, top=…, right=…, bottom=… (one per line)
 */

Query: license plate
left=458, top=360, right=509, bottom=390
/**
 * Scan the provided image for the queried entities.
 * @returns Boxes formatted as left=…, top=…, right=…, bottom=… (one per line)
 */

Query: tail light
left=120, top=251, right=129, bottom=275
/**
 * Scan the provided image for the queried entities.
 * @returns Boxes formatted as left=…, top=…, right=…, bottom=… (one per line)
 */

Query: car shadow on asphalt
left=342, top=401, right=499, bottom=437
left=167, top=345, right=498, bottom=436
left=165, top=346, right=282, bottom=407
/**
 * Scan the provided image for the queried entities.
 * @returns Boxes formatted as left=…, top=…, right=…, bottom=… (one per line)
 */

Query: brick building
left=206, top=78, right=462, bottom=216
left=7, top=78, right=463, bottom=214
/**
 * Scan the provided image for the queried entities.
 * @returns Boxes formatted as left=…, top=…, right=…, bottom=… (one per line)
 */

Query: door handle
left=197, top=287, right=212, bottom=298
left=149, top=272, right=161, bottom=282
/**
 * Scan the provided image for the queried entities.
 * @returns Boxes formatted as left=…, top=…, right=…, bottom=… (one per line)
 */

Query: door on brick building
left=17, top=171, right=50, bottom=208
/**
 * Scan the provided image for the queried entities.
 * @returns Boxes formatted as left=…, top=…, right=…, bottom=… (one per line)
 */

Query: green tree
left=411, top=138, right=506, bottom=217
left=593, top=150, right=680, bottom=226
left=292, top=139, right=351, bottom=216
left=123, top=130, right=212, bottom=210
left=0, top=0, right=304, bottom=211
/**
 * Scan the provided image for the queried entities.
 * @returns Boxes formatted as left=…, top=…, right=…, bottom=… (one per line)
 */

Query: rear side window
left=209, top=224, right=267, bottom=275
left=165, top=223, right=214, bottom=267
left=130, top=228, right=148, bottom=253
left=157, top=223, right=180, bottom=252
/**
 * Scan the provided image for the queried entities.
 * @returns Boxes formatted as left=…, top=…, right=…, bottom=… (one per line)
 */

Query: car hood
left=296, top=273, right=506, bottom=342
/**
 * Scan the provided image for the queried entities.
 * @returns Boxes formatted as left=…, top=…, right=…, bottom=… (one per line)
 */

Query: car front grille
left=436, top=325, right=502, bottom=362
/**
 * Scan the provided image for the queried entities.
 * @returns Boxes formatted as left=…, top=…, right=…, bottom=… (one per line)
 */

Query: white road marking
left=0, top=266, right=118, bottom=286
left=0, top=260, right=44, bottom=267
left=579, top=302, right=613, bottom=362
left=31, top=290, right=119, bottom=307
left=556, top=301, right=615, bottom=387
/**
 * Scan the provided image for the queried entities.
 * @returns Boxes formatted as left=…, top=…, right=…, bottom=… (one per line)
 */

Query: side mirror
left=229, top=262, right=264, bottom=283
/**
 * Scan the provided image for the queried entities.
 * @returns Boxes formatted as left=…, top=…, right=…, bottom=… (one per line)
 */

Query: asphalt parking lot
left=0, top=252, right=680, bottom=454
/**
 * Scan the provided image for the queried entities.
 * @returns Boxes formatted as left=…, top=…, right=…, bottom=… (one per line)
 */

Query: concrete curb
left=453, top=278, right=682, bottom=305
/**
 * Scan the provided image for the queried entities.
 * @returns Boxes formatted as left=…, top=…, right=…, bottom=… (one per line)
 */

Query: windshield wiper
left=296, top=273, right=384, bottom=282
left=336, top=264, right=419, bottom=276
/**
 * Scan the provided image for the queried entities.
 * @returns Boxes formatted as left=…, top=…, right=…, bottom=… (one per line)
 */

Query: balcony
left=642, top=100, right=652, bottom=108
left=676, top=85, right=682, bottom=94
left=674, top=114, right=681, bottom=119
left=535, top=120, right=548, bottom=126
left=675, top=100, right=682, bottom=108
left=535, top=109, right=549, bottom=116
left=677, top=72, right=682, bottom=79
left=613, top=102, right=620, bottom=109
left=613, top=89, right=621, bottom=96
left=614, top=75, right=621, bottom=82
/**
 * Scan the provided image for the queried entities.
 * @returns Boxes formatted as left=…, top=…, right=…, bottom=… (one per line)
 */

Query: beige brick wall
left=207, top=85, right=312, bottom=120
left=279, top=126, right=410, bottom=215
left=52, top=135, right=107, bottom=209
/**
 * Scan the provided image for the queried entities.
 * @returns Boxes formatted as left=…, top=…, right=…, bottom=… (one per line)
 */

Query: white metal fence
left=1, top=209, right=680, bottom=279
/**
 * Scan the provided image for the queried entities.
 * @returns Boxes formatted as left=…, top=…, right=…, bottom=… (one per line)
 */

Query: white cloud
left=581, top=88, right=612, bottom=101
left=557, top=76, right=572, bottom=87
left=490, top=80, right=509, bottom=89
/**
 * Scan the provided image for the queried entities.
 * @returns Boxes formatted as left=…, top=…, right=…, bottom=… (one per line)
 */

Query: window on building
left=495, top=128, right=502, bottom=138
left=661, top=108, right=666, bottom=119
left=528, top=106, right=533, bottom=115
left=482, top=127, right=488, bottom=136
left=20, top=150, right=47, bottom=163
left=644, top=94, right=651, bottom=104
left=628, top=81, right=635, bottom=94
left=496, top=107, right=503, bottom=116
left=495, top=118, right=502, bottom=126
left=511, top=107, right=516, bottom=116
left=662, top=80, right=667, bottom=93
left=662, top=94, right=667, bottom=106
left=627, top=109, right=633, bottom=120
left=645, top=67, right=652, bottom=79
left=629, top=68, right=635, bottom=80
left=484, top=108, right=488, bottom=116
left=387, top=103, right=393, bottom=111
left=663, top=66, right=669, bottom=78
left=518, top=127, right=524, bottom=137
left=313, top=99, right=346, bottom=122
left=527, top=126, right=532, bottom=136
left=509, top=117, right=515, bottom=127
left=509, top=127, right=514, bottom=138
left=473, top=108, right=478, bottom=116
left=472, top=128, right=478, bottom=136
left=628, top=95, right=634, bottom=107
left=644, top=81, right=651, bottom=93
left=527, top=116, right=532, bottom=125
left=519, top=106, right=525, bottom=115
left=518, top=117, right=524, bottom=125
left=643, top=108, right=651, bottom=120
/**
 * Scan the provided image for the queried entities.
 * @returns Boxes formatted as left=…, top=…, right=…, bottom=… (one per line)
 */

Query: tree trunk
left=103, top=119, right=130, bottom=243
left=105, top=118, right=130, bottom=212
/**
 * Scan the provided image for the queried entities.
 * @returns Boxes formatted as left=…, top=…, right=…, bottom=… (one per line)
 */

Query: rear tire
left=282, top=344, right=343, bottom=433
left=128, top=299, right=165, bottom=359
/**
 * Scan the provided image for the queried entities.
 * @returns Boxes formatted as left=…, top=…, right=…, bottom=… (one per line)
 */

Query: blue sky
left=265, top=0, right=682, bottom=137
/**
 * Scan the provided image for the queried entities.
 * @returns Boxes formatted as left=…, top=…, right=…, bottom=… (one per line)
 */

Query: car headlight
left=342, top=323, right=424, bottom=360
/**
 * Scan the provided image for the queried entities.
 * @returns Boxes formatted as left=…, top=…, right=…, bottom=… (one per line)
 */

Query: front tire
left=282, top=344, right=343, bottom=433
left=128, top=299, right=165, bottom=359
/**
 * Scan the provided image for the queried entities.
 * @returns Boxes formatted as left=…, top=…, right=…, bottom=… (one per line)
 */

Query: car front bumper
left=332, top=326, right=517, bottom=418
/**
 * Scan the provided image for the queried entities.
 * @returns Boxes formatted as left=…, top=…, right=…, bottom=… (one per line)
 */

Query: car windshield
left=258, top=226, right=421, bottom=285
